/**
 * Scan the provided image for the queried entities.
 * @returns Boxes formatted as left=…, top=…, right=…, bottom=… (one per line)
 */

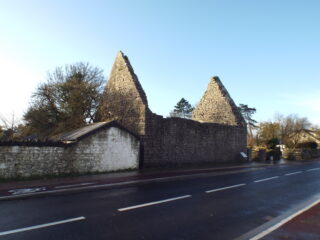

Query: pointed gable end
left=96, top=51, right=149, bottom=135
left=192, top=76, right=245, bottom=126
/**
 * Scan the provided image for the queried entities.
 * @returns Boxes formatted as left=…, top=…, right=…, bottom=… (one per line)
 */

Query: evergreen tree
left=170, top=98, right=194, bottom=119
left=239, top=104, right=257, bottom=146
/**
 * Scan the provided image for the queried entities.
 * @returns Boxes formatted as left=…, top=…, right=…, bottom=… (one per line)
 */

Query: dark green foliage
left=238, top=104, right=257, bottom=127
left=238, top=104, right=257, bottom=146
left=267, top=137, right=280, bottom=149
left=170, top=98, right=194, bottom=118
left=267, top=147, right=282, bottom=161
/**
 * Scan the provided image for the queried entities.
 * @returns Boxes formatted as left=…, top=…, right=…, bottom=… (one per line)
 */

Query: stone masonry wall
left=192, top=77, right=245, bottom=126
left=144, top=113, right=247, bottom=167
left=97, top=51, right=148, bottom=135
left=0, top=127, right=140, bottom=179
left=71, top=127, right=140, bottom=173
left=0, top=146, right=67, bottom=179
left=97, top=51, right=247, bottom=167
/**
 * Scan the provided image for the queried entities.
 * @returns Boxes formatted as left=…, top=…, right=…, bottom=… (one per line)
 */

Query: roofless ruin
left=97, top=51, right=247, bottom=167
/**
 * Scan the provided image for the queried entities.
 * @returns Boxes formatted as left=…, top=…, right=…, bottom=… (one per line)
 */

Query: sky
left=0, top=0, right=319, bottom=126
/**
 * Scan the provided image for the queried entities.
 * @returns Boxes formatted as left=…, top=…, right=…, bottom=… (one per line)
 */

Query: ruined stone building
left=0, top=51, right=247, bottom=179
left=97, top=51, right=247, bottom=167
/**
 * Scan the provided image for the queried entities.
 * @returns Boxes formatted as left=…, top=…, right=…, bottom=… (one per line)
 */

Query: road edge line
left=234, top=194, right=320, bottom=240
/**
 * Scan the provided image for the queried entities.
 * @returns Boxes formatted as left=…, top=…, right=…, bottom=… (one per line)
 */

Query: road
left=0, top=161, right=320, bottom=240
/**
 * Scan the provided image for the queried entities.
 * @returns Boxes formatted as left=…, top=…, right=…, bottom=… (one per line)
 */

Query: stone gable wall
left=192, top=77, right=245, bottom=126
left=97, top=52, right=247, bottom=167
left=97, top=52, right=148, bottom=135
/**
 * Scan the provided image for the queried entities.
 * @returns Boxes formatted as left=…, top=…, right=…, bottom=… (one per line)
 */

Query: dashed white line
left=54, top=182, right=95, bottom=189
left=118, top=195, right=191, bottom=212
left=285, top=171, right=302, bottom=176
left=254, top=176, right=279, bottom=183
left=306, top=168, right=320, bottom=172
left=0, top=217, right=85, bottom=236
left=205, top=184, right=246, bottom=193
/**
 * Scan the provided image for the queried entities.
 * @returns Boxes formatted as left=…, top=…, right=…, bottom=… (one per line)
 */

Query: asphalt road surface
left=0, top=161, right=320, bottom=240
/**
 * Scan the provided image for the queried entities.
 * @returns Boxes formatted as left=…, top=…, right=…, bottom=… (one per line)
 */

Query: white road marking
left=0, top=168, right=261, bottom=201
left=306, top=168, right=320, bottom=172
left=285, top=171, right=302, bottom=176
left=54, top=182, right=95, bottom=189
left=249, top=198, right=320, bottom=240
left=8, top=187, right=46, bottom=195
left=0, top=217, right=85, bottom=236
left=118, top=195, right=191, bottom=212
left=254, top=176, right=279, bottom=183
left=205, top=184, right=246, bottom=193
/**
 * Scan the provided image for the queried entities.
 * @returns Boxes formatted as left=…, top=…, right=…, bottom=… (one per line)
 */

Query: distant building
left=289, top=129, right=320, bottom=147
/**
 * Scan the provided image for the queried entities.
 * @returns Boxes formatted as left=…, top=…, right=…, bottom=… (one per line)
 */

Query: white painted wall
left=101, top=127, right=139, bottom=171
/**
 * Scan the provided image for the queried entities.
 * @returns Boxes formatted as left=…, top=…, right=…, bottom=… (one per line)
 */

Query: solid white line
left=0, top=217, right=85, bottom=236
left=54, top=182, right=95, bottom=189
left=118, top=195, right=191, bottom=212
left=254, top=176, right=279, bottom=183
left=306, top=168, right=320, bottom=172
left=249, top=198, right=320, bottom=240
left=285, top=171, right=302, bottom=176
left=205, top=184, right=246, bottom=193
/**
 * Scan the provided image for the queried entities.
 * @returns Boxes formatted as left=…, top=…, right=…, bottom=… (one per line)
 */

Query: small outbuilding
left=0, top=121, right=140, bottom=179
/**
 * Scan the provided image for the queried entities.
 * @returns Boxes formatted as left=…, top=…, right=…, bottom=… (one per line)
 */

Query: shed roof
left=53, top=121, right=138, bottom=142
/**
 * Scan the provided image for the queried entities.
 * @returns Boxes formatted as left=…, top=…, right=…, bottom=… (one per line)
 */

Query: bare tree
left=275, top=113, right=311, bottom=147
left=23, top=62, right=105, bottom=139
left=0, top=113, right=21, bottom=140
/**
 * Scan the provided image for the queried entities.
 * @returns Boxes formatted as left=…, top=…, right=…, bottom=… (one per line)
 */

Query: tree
left=275, top=114, right=311, bottom=147
left=257, top=121, right=281, bottom=147
left=23, top=62, right=105, bottom=139
left=255, top=114, right=312, bottom=148
left=238, top=104, right=257, bottom=146
left=170, top=98, right=194, bottom=118
left=0, top=113, right=20, bottom=141
left=0, top=125, right=3, bottom=140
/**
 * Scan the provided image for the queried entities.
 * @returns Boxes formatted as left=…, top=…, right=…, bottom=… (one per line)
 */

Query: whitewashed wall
left=0, top=126, right=140, bottom=179
left=72, top=127, right=140, bottom=172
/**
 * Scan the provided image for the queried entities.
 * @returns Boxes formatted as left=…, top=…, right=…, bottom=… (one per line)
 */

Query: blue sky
left=0, top=0, right=319, bottom=125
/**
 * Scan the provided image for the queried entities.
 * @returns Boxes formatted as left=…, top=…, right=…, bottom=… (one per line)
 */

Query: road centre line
left=0, top=217, right=85, bottom=236
left=254, top=176, right=279, bottom=183
left=285, top=171, right=302, bottom=176
left=205, top=184, right=246, bottom=193
left=54, top=182, right=95, bottom=189
left=118, top=195, right=191, bottom=212
left=306, top=168, right=320, bottom=172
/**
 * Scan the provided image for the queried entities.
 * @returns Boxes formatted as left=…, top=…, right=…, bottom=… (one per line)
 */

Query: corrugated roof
left=56, top=121, right=113, bottom=141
